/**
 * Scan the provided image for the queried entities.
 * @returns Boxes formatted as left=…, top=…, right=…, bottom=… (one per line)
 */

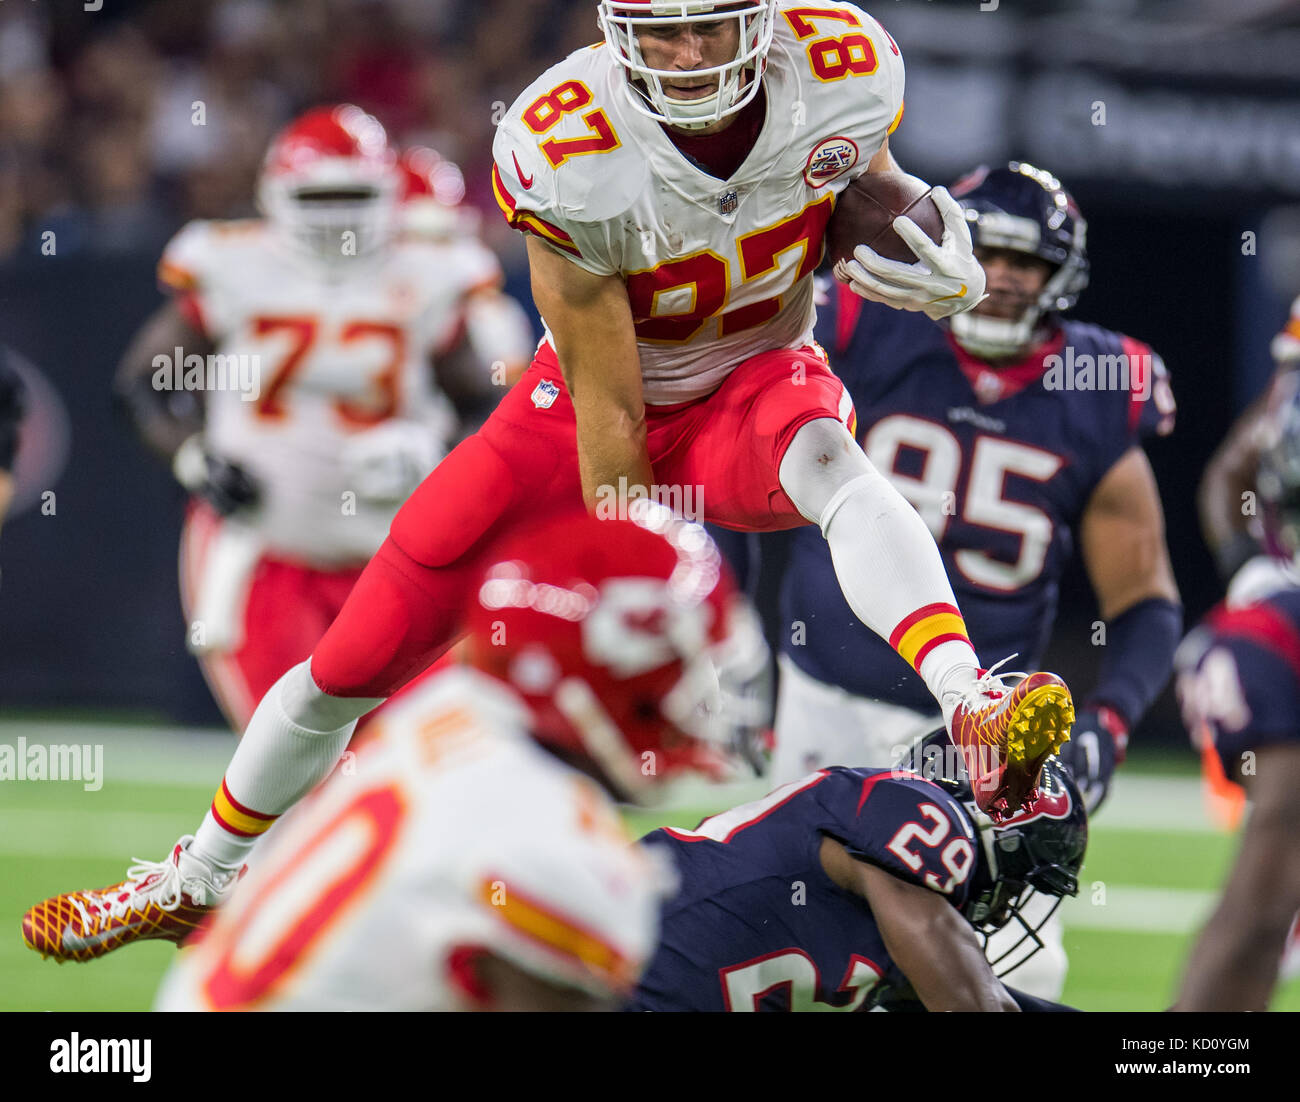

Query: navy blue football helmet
left=899, top=727, right=1088, bottom=976
left=947, top=161, right=1090, bottom=360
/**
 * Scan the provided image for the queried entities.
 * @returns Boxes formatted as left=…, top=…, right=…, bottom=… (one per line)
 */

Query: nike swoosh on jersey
left=512, top=152, right=535, bottom=190
left=63, top=920, right=148, bottom=953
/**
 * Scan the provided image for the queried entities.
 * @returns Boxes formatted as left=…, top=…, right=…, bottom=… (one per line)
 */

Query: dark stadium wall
left=0, top=255, right=222, bottom=725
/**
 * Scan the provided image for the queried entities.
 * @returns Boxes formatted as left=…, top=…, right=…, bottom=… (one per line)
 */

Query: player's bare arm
left=0, top=470, right=12, bottom=540
left=525, top=235, right=652, bottom=507
left=1197, top=382, right=1277, bottom=579
left=114, top=300, right=212, bottom=462
left=1200, top=303, right=1300, bottom=581
left=865, top=134, right=900, bottom=174
left=1058, top=445, right=1183, bottom=811
left=1081, top=446, right=1179, bottom=619
left=1174, top=744, right=1300, bottom=1011
left=819, top=836, right=1018, bottom=1012
left=432, top=329, right=505, bottom=435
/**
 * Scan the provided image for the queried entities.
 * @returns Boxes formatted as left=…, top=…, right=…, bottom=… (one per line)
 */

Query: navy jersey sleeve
left=0, top=355, right=25, bottom=472
left=817, top=768, right=979, bottom=906
left=1052, top=323, right=1174, bottom=498
left=1131, top=344, right=1176, bottom=443
left=1180, top=597, right=1300, bottom=777
left=1092, top=331, right=1175, bottom=486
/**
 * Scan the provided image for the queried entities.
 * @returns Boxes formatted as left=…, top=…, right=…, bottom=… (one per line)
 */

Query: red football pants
left=311, top=342, right=853, bottom=699
left=180, top=503, right=366, bottom=729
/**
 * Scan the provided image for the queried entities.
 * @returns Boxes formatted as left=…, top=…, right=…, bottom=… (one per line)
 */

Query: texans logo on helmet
left=997, top=783, right=1073, bottom=827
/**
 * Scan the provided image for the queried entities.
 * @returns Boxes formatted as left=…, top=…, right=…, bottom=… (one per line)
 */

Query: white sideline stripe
left=0, top=810, right=200, bottom=858
left=0, top=722, right=230, bottom=786
left=0, top=723, right=1221, bottom=829
left=665, top=772, right=1219, bottom=832
left=1061, top=885, right=1218, bottom=935
left=1097, top=773, right=1221, bottom=834
left=0, top=808, right=1218, bottom=934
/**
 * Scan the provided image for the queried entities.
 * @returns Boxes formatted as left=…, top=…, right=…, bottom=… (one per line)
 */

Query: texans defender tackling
left=23, top=1, right=1075, bottom=963
left=632, top=730, right=1087, bottom=1012
left=771, top=163, right=1180, bottom=996
left=114, top=105, right=532, bottom=730
left=154, top=509, right=739, bottom=1011
left=1175, top=383, right=1300, bottom=1011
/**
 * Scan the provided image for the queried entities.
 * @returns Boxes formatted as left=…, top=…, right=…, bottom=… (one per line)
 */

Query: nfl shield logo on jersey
left=531, top=379, right=560, bottom=409
left=718, top=191, right=738, bottom=215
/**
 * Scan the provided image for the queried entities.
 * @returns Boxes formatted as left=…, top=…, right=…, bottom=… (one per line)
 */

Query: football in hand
left=823, top=170, right=946, bottom=269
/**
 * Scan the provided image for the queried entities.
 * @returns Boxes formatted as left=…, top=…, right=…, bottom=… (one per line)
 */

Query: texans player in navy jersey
left=1175, top=382, right=1300, bottom=1010
left=630, top=730, right=1087, bottom=1013
left=769, top=162, right=1181, bottom=998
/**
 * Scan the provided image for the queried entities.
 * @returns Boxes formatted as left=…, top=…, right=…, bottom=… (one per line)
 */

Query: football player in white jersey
left=113, top=105, right=534, bottom=730
left=26, top=3, right=1078, bottom=964
left=148, top=507, right=744, bottom=1010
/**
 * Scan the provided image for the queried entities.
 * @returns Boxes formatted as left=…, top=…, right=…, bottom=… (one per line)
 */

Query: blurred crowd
left=0, top=0, right=607, bottom=263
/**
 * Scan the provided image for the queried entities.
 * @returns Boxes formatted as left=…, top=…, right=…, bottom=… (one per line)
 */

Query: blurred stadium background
left=2, top=0, right=1300, bottom=1010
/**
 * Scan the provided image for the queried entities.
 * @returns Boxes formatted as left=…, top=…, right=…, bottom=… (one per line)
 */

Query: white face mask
left=950, top=205, right=1089, bottom=360
left=598, top=0, right=777, bottom=131
left=259, top=169, right=400, bottom=266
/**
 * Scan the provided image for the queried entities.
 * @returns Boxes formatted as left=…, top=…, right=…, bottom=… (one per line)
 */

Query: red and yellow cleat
left=945, top=666, right=1075, bottom=821
left=21, top=836, right=241, bottom=963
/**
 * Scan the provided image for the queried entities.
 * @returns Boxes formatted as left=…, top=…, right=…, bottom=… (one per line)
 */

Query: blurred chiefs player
left=146, top=507, right=747, bottom=1009
left=113, top=106, right=533, bottom=730
left=26, top=3, right=1076, bottom=964
left=398, top=144, right=534, bottom=388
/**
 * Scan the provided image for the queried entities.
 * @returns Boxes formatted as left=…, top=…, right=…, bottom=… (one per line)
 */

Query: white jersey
left=154, top=667, right=668, bottom=1011
left=159, top=221, right=502, bottom=564
left=492, top=0, right=904, bottom=404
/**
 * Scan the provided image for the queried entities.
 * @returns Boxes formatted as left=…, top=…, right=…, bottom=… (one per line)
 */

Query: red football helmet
left=463, top=501, right=766, bottom=802
left=258, top=105, right=402, bottom=263
left=397, top=146, right=475, bottom=241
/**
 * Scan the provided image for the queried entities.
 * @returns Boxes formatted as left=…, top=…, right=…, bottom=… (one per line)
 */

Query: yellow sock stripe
left=211, top=782, right=277, bottom=838
left=893, top=611, right=970, bottom=673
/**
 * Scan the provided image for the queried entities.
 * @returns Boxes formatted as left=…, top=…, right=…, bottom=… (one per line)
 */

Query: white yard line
left=1096, top=773, right=1222, bottom=834
left=1060, top=885, right=1218, bottom=935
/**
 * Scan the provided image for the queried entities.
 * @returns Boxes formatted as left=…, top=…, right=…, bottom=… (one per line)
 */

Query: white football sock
left=189, top=660, right=383, bottom=870
left=778, top=418, right=981, bottom=706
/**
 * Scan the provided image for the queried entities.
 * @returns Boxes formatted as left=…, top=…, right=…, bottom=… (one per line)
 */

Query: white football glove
left=833, top=185, right=988, bottom=321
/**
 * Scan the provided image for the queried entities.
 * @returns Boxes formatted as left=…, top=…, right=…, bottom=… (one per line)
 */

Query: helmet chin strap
left=949, top=310, right=1047, bottom=361
left=650, top=68, right=744, bottom=131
